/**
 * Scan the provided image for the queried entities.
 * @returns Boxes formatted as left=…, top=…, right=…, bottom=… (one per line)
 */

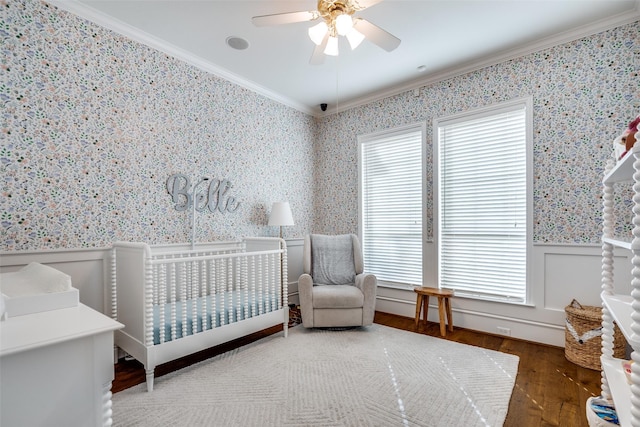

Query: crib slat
left=210, top=259, right=216, bottom=329
left=191, top=260, right=198, bottom=337
left=144, top=251, right=154, bottom=347
left=242, top=255, right=248, bottom=321
left=235, top=256, right=240, bottom=320
left=258, top=255, right=263, bottom=316
left=201, top=259, right=208, bottom=331
left=159, top=264, right=166, bottom=344
left=180, top=261, right=187, bottom=339
left=219, top=258, right=225, bottom=327
left=265, top=254, right=270, bottom=314
left=234, top=256, right=241, bottom=322
left=252, top=255, right=257, bottom=316
left=270, top=253, right=275, bottom=313
left=282, top=242, right=288, bottom=309
left=152, top=267, right=158, bottom=306
left=110, top=247, right=117, bottom=321
left=170, top=264, right=177, bottom=342
left=227, top=257, right=233, bottom=325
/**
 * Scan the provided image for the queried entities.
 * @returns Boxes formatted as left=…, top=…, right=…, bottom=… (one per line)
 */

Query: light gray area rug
left=112, top=325, right=519, bottom=426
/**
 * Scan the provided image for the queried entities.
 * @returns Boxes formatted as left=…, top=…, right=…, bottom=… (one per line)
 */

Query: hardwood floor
left=113, top=310, right=600, bottom=427
left=375, top=312, right=600, bottom=427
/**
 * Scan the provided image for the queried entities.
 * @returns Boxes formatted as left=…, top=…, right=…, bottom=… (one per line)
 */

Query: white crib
left=111, top=237, right=288, bottom=392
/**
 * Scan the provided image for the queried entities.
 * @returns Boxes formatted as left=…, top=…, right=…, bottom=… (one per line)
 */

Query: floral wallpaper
left=1, top=0, right=315, bottom=251
left=1, top=0, right=638, bottom=252
left=314, top=21, right=639, bottom=244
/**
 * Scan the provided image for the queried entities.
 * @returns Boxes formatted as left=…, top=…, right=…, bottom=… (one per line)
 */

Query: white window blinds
left=359, top=125, right=424, bottom=286
left=437, top=102, right=528, bottom=303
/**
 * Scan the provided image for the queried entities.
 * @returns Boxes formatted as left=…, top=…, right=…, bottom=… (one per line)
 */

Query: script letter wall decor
left=166, top=174, right=240, bottom=214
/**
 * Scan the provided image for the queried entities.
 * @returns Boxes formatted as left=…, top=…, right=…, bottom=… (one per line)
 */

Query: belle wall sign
left=166, top=174, right=240, bottom=213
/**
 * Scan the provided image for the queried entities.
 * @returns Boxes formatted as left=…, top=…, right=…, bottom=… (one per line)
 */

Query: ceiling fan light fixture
left=324, top=36, right=339, bottom=56
left=335, top=13, right=353, bottom=36
left=346, top=28, right=365, bottom=50
left=252, top=0, right=401, bottom=64
left=308, top=21, right=329, bottom=45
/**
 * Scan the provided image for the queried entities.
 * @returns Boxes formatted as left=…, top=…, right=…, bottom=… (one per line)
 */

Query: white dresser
left=1, top=304, right=123, bottom=427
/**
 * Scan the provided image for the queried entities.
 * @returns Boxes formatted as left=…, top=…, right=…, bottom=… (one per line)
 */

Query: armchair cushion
left=310, top=234, right=356, bottom=285
left=312, top=285, right=364, bottom=309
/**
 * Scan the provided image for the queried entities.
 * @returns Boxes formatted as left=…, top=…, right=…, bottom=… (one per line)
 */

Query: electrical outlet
left=497, top=327, right=511, bottom=336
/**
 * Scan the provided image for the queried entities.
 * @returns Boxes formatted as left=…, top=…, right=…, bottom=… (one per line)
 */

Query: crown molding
left=46, top=0, right=316, bottom=116
left=45, top=1, right=639, bottom=119
left=333, top=11, right=640, bottom=114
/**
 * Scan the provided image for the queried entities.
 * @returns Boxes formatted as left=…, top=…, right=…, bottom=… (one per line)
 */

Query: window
left=358, top=123, right=425, bottom=286
left=435, top=98, right=531, bottom=303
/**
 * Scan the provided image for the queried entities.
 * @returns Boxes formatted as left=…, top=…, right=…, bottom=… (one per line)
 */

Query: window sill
left=377, top=282, right=417, bottom=291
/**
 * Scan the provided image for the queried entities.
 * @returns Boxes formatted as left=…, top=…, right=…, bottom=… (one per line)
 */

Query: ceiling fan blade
left=350, top=0, right=385, bottom=11
left=309, top=33, right=330, bottom=65
left=252, top=10, right=318, bottom=27
left=353, top=18, right=401, bottom=52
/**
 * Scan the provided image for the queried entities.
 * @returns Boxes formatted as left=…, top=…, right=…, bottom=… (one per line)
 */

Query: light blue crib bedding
left=152, top=291, right=279, bottom=345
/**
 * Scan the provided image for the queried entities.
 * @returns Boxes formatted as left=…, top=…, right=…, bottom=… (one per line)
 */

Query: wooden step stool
left=414, top=286, right=454, bottom=336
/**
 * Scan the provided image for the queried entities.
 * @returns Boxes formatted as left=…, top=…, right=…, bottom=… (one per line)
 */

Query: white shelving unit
left=601, top=144, right=640, bottom=427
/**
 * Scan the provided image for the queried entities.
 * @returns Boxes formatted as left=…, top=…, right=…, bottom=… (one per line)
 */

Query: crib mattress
left=152, top=291, right=279, bottom=345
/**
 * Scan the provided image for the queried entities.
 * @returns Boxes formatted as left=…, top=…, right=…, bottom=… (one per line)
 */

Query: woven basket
left=565, top=299, right=626, bottom=370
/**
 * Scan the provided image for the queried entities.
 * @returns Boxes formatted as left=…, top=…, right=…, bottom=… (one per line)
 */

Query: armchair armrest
left=355, top=273, right=377, bottom=326
left=298, top=273, right=314, bottom=328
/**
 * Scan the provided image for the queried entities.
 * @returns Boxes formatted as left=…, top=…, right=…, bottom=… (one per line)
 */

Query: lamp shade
left=268, top=202, right=294, bottom=226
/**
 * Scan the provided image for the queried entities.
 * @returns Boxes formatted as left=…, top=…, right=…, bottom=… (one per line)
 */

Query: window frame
left=433, top=97, right=533, bottom=304
left=358, top=122, right=427, bottom=288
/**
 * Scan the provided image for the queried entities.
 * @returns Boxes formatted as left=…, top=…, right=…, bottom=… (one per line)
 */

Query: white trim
left=330, top=11, right=640, bottom=114
left=0, top=246, right=108, bottom=262
left=375, top=296, right=565, bottom=346
left=433, top=97, right=533, bottom=303
left=534, top=242, right=602, bottom=248
left=46, top=0, right=315, bottom=116
left=378, top=295, right=545, bottom=322
left=433, top=96, right=532, bottom=126
left=357, top=122, right=427, bottom=285
left=375, top=242, right=619, bottom=346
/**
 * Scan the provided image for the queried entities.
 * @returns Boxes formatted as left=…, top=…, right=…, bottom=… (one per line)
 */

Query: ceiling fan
left=252, top=0, right=401, bottom=65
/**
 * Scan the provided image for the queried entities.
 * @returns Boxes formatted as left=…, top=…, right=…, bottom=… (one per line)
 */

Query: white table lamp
left=268, top=202, right=294, bottom=238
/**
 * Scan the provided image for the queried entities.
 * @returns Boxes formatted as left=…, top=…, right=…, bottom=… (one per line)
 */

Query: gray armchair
left=298, top=234, right=377, bottom=328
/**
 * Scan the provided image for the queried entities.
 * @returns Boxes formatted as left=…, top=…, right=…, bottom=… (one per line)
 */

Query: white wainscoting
left=0, top=247, right=111, bottom=314
left=375, top=243, right=632, bottom=347
left=1, top=242, right=629, bottom=347
left=0, top=239, right=306, bottom=317
left=286, top=238, right=303, bottom=306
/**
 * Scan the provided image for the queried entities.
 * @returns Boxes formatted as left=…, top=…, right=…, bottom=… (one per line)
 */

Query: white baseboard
left=375, top=296, right=565, bottom=346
